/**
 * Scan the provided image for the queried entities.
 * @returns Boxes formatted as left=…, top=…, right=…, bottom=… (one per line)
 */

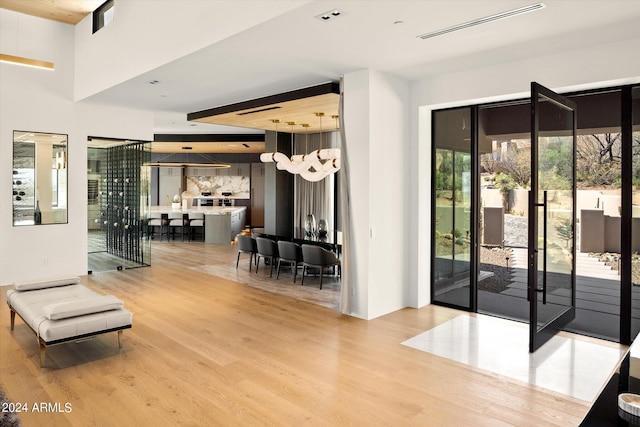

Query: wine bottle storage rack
left=99, top=142, right=150, bottom=264
left=12, top=155, right=36, bottom=222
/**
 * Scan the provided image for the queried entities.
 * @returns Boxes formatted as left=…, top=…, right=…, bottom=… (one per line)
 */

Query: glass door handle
left=532, top=191, right=548, bottom=304
left=541, top=190, right=548, bottom=305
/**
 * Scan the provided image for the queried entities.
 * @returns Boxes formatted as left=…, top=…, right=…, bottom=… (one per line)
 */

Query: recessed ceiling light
left=315, top=9, right=344, bottom=21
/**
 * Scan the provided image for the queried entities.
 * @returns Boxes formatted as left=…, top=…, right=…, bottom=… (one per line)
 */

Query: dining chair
left=276, top=241, right=303, bottom=283
left=188, top=212, right=205, bottom=241
left=255, top=237, right=279, bottom=277
left=301, top=244, right=340, bottom=289
left=236, top=234, right=257, bottom=272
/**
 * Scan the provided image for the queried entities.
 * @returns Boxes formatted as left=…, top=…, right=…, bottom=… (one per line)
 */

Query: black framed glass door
left=528, top=82, right=577, bottom=352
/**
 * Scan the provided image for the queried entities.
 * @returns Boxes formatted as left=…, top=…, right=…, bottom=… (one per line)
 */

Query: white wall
left=410, top=35, right=640, bottom=309
left=412, top=104, right=431, bottom=308
left=73, top=1, right=309, bottom=101
left=343, top=70, right=370, bottom=318
left=344, top=69, right=410, bottom=319
left=413, top=37, right=640, bottom=109
left=0, top=10, right=153, bottom=285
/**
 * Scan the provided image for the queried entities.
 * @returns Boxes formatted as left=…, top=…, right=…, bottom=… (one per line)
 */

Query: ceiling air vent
left=237, top=106, right=281, bottom=116
left=417, top=3, right=545, bottom=40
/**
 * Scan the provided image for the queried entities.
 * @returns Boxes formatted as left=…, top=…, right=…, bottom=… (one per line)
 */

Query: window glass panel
left=477, top=101, right=530, bottom=321
left=93, top=0, right=115, bottom=33
left=433, top=108, right=472, bottom=309
left=103, top=6, right=114, bottom=27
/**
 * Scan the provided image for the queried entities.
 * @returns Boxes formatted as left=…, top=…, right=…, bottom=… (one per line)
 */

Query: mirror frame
left=13, top=130, right=68, bottom=226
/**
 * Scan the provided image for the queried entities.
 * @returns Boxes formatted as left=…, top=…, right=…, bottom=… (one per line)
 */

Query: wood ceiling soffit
left=151, top=142, right=265, bottom=154
left=152, top=134, right=265, bottom=154
left=188, top=83, right=340, bottom=134
left=0, top=0, right=102, bottom=25
left=154, top=134, right=264, bottom=143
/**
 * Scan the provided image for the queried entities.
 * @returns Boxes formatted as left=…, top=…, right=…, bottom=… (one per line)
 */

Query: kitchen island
left=150, top=206, right=246, bottom=244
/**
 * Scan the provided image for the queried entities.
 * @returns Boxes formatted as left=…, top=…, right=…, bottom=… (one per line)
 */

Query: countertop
left=150, top=206, right=246, bottom=215
left=193, top=195, right=249, bottom=200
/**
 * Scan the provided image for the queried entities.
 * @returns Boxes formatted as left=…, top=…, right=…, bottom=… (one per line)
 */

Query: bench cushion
left=13, top=275, right=80, bottom=291
left=42, top=295, right=124, bottom=320
left=7, top=284, right=132, bottom=343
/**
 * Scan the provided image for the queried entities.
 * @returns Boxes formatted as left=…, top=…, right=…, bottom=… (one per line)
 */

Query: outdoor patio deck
left=478, top=248, right=640, bottom=341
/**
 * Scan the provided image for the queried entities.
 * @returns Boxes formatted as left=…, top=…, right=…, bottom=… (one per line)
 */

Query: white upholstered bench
left=6, top=276, right=132, bottom=367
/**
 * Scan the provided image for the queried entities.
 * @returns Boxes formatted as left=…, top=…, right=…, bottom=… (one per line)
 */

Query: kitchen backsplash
left=186, top=175, right=250, bottom=198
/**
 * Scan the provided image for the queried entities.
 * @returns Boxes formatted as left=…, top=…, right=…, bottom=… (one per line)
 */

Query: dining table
left=251, top=227, right=342, bottom=254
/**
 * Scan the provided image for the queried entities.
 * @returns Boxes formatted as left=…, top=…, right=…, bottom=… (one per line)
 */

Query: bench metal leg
left=10, top=309, right=15, bottom=331
left=118, top=330, right=123, bottom=349
left=39, top=342, right=47, bottom=368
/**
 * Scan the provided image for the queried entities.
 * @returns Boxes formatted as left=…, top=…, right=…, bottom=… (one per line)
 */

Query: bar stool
left=188, top=212, right=205, bottom=241
left=148, top=212, right=168, bottom=241
left=168, top=211, right=188, bottom=241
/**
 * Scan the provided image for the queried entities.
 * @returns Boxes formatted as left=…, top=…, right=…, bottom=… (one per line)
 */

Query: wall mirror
left=13, top=130, right=68, bottom=226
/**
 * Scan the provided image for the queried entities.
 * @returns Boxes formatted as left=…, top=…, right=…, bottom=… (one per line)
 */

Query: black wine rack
left=12, top=149, right=36, bottom=223
left=99, top=142, right=150, bottom=264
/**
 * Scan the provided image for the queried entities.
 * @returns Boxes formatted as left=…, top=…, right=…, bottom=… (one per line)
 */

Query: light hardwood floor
left=0, top=241, right=609, bottom=426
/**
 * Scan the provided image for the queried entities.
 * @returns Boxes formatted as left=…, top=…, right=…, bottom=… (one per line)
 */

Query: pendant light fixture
left=260, top=113, right=341, bottom=181
left=297, top=112, right=340, bottom=182
left=286, top=122, right=313, bottom=173
left=260, top=119, right=290, bottom=169
left=289, top=123, right=311, bottom=172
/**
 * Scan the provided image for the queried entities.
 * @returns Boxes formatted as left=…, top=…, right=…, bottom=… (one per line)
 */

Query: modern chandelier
left=260, top=112, right=341, bottom=182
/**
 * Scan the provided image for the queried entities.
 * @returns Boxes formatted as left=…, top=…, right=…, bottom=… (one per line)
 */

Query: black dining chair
left=301, top=244, right=340, bottom=289
left=255, top=237, right=279, bottom=278
left=277, top=241, right=303, bottom=283
left=236, top=234, right=257, bottom=272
